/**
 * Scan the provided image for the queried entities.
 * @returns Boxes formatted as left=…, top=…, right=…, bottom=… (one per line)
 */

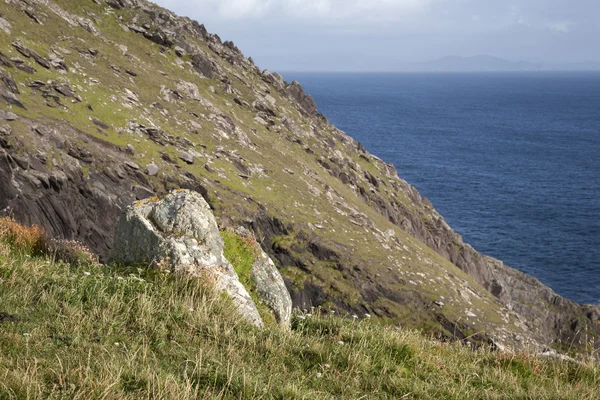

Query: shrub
left=0, top=217, right=98, bottom=267
left=0, top=216, right=45, bottom=254
left=44, top=238, right=100, bottom=268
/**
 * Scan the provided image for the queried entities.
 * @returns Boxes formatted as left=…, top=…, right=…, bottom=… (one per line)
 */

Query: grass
left=0, top=222, right=599, bottom=399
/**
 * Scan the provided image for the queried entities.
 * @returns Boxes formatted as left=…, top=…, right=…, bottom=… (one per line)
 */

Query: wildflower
left=114, top=342, right=120, bottom=346
left=164, top=270, right=171, bottom=274
left=189, top=308, right=194, bottom=312
left=306, top=313, right=312, bottom=317
left=316, top=372, right=323, bottom=378
left=364, top=313, right=371, bottom=319
left=117, top=276, right=124, bottom=280
left=338, top=340, right=344, bottom=345
left=23, top=333, right=31, bottom=337
left=297, top=315, right=306, bottom=320
left=330, top=310, right=336, bottom=314
left=83, top=271, right=91, bottom=276
left=323, top=364, right=331, bottom=368
left=352, top=314, right=358, bottom=319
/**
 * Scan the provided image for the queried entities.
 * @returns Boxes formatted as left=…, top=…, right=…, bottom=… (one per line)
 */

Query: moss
left=221, top=230, right=277, bottom=325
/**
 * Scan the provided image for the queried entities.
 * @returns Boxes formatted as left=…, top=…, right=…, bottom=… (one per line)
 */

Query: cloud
left=170, top=0, right=431, bottom=21
left=546, top=20, right=573, bottom=33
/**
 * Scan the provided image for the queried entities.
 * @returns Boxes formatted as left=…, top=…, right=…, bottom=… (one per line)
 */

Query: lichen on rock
left=109, top=189, right=263, bottom=327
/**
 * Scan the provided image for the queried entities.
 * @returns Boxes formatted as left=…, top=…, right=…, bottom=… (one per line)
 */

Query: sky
left=153, top=0, right=600, bottom=72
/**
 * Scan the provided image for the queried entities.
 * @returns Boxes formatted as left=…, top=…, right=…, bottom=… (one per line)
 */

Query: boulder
left=109, top=190, right=263, bottom=327
left=235, top=227, right=292, bottom=329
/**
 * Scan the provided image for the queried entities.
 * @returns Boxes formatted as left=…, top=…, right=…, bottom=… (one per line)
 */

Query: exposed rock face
left=235, top=227, right=292, bottom=329
left=109, top=190, right=263, bottom=327
left=285, top=81, right=318, bottom=117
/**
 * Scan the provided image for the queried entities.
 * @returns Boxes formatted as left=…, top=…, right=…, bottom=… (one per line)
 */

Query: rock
left=174, top=46, right=187, bottom=57
left=0, top=110, right=17, bottom=121
left=0, top=69, right=19, bottom=94
left=124, top=161, right=140, bottom=170
left=143, top=28, right=174, bottom=47
left=235, top=227, right=292, bottom=329
left=131, top=185, right=155, bottom=200
left=109, top=190, right=263, bottom=326
left=1, top=91, right=25, bottom=109
left=53, top=83, right=77, bottom=98
left=91, top=118, right=109, bottom=129
left=146, top=162, right=159, bottom=176
left=179, top=152, right=194, bottom=164
left=10, top=57, right=35, bottom=74
left=12, top=42, right=51, bottom=70
left=191, top=52, right=215, bottom=78
left=125, top=144, right=135, bottom=155
left=0, top=17, right=11, bottom=35
left=176, top=80, right=200, bottom=100
left=285, top=81, right=317, bottom=117
left=49, top=53, right=68, bottom=73
left=88, top=48, right=99, bottom=56
left=125, top=69, right=137, bottom=77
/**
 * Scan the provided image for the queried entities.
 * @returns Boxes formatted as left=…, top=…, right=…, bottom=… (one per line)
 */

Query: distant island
left=398, top=55, right=600, bottom=72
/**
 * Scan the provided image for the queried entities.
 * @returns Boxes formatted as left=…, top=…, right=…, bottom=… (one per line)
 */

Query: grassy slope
left=0, top=0, right=534, bottom=343
left=0, top=231, right=598, bottom=399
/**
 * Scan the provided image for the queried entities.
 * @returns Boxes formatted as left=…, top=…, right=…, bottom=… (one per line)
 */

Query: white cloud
left=547, top=20, right=573, bottom=33
left=169, top=0, right=431, bottom=21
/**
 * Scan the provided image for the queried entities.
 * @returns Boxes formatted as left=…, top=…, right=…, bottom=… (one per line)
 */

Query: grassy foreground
left=0, top=221, right=598, bottom=399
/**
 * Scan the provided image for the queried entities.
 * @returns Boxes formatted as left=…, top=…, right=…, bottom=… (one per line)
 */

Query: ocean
left=283, top=72, right=600, bottom=305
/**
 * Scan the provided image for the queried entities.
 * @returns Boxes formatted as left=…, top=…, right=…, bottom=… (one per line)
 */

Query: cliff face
left=0, top=0, right=598, bottom=353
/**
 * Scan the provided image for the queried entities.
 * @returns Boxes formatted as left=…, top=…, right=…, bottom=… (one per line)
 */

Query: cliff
left=0, top=0, right=598, bottom=354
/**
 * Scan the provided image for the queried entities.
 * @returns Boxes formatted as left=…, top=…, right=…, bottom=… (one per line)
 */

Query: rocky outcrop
left=285, top=81, right=318, bottom=117
left=109, top=190, right=263, bottom=326
left=234, top=227, right=292, bottom=329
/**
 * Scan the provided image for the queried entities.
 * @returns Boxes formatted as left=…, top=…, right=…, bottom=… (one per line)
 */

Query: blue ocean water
left=284, top=72, right=600, bottom=305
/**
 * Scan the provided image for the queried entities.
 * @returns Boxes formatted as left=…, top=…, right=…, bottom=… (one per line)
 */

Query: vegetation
left=0, top=222, right=598, bottom=399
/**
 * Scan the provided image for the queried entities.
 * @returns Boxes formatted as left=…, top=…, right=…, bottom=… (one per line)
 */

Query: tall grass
left=0, top=221, right=598, bottom=399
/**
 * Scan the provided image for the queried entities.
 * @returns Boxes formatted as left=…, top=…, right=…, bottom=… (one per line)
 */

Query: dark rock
left=125, top=69, right=137, bottom=77
left=131, top=184, right=155, bottom=200
left=124, top=161, right=140, bottom=170
left=0, top=69, right=19, bottom=94
left=12, top=58, right=36, bottom=74
left=92, top=118, right=110, bottom=129
left=23, top=8, right=43, bottom=24
left=285, top=81, right=317, bottom=117
left=179, top=152, right=194, bottom=164
left=143, top=28, right=174, bottom=47
left=14, top=41, right=51, bottom=69
left=67, top=147, right=93, bottom=164
left=1, top=91, right=25, bottom=109
left=53, top=84, right=76, bottom=98
left=11, top=41, right=31, bottom=58
left=88, top=48, right=99, bottom=56
left=191, top=52, right=215, bottom=78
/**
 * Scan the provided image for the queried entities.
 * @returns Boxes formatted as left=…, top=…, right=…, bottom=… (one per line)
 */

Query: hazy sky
left=154, top=0, right=600, bottom=71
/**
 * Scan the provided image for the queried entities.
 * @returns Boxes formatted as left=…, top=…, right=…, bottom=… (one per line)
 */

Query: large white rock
left=109, top=189, right=263, bottom=326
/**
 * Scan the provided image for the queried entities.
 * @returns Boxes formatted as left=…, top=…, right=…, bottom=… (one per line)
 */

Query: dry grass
left=0, top=222, right=598, bottom=399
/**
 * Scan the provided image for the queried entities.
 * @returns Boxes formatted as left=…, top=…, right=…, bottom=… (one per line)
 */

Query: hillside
left=0, top=0, right=599, bottom=355
left=0, top=224, right=598, bottom=399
